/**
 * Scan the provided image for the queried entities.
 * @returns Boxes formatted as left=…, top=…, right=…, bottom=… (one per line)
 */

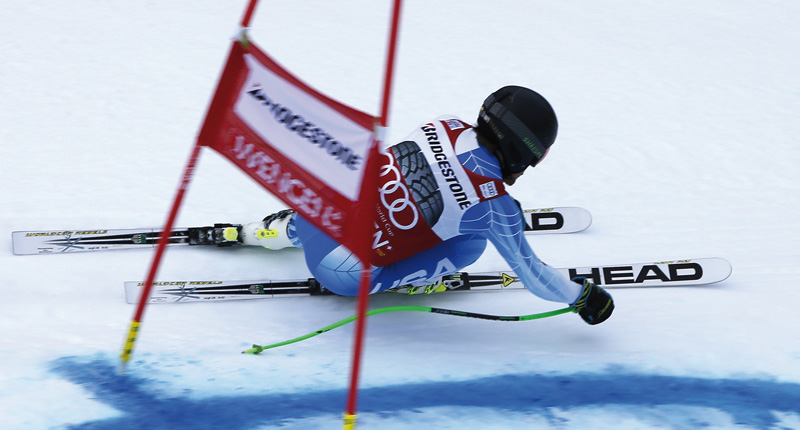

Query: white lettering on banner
left=234, top=55, right=372, bottom=201
left=232, top=136, right=344, bottom=235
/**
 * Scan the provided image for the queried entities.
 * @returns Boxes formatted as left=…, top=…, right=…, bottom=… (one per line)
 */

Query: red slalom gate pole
left=343, top=0, right=403, bottom=428
left=120, top=0, right=260, bottom=373
left=119, top=143, right=203, bottom=372
left=240, top=0, right=260, bottom=27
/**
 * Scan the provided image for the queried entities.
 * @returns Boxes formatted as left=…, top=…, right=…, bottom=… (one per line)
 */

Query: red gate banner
left=197, top=40, right=377, bottom=255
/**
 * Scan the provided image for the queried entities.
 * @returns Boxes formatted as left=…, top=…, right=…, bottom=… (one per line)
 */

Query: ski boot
left=239, top=209, right=296, bottom=250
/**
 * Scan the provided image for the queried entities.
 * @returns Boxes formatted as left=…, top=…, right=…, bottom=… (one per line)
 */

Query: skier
left=235, top=86, right=614, bottom=325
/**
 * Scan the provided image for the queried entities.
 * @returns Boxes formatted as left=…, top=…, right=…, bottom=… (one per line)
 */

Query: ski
left=125, top=257, right=731, bottom=304
left=12, top=207, right=591, bottom=255
left=11, top=224, right=237, bottom=255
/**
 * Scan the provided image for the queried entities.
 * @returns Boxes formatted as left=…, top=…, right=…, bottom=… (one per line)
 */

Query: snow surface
left=2, top=1, right=800, bottom=429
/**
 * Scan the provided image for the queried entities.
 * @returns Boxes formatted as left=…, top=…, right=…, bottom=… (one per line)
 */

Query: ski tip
left=560, top=257, right=733, bottom=288
left=522, top=206, right=592, bottom=235
left=661, top=257, right=732, bottom=286
left=705, top=257, right=733, bottom=283
left=581, top=207, right=593, bottom=228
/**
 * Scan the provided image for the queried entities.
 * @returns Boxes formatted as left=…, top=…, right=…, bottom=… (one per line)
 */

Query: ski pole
left=243, top=305, right=574, bottom=354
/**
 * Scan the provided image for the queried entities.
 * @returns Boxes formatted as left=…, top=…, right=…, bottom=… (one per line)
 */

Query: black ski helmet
left=476, top=86, right=558, bottom=176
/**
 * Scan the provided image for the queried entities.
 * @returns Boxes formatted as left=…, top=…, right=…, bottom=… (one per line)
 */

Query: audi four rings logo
left=379, top=151, right=419, bottom=230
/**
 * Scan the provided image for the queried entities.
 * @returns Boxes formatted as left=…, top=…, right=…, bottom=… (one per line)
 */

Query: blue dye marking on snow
left=52, top=356, right=800, bottom=429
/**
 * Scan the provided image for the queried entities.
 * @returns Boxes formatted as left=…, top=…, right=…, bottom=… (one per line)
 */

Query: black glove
left=571, top=277, right=614, bottom=325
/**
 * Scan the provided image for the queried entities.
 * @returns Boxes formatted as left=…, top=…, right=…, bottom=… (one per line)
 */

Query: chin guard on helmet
left=477, top=86, right=558, bottom=177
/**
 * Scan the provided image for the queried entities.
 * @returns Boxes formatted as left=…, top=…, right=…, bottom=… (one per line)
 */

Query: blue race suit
left=290, top=117, right=581, bottom=304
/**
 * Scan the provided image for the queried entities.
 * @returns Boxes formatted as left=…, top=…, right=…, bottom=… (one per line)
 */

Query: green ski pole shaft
left=243, top=305, right=573, bottom=354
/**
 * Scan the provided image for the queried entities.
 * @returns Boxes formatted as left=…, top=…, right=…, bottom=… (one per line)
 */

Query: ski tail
left=12, top=207, right=592, bottom=255
left=11, top=225, right=239, bottom=255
